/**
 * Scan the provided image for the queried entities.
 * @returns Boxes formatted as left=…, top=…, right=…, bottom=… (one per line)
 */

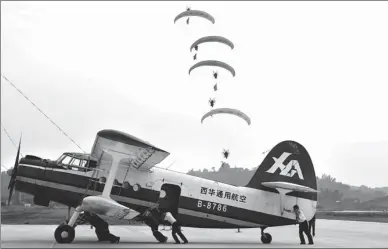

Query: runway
left=2, top=220, right=388, bottom=248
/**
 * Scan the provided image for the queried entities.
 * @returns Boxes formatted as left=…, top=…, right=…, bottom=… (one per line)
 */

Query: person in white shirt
left=292, top=205, right=314, bottom=245
left=163, top=212, right=188, bottom=244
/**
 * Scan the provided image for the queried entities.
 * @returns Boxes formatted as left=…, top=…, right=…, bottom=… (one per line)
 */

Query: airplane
left=7, top=129, right=318, bottom=244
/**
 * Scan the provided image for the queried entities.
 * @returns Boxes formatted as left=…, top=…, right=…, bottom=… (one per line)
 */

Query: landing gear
left=54, top=206, right=81, bottom=243
left=54, top=224, right=75, bottom=243
left=260, top=227, right=272, bottom=244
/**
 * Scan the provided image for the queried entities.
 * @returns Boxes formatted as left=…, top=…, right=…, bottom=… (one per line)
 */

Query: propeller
left=8, top=135, right=22, bottom=206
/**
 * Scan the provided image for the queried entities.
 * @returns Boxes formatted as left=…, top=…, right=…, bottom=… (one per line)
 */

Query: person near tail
left=163, top=212, right=188, bottom=244
left=309, top=214, right=316, bottom=237
left=293, top=205, right=313, bottom=244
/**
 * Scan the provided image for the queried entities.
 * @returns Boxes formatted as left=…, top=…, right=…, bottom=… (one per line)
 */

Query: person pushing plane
left=162, top=211, right=188, bottom=244
left=285, top=205, right=314, bottom=245
left=83, top=212, right=120, bottom=243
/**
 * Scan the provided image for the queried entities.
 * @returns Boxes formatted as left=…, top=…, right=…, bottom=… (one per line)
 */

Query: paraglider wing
left=201, top=108, right=251, bottom=125
left=174, top=10, right=215, bottom=24
left=189, top=60, right=236, bottom=77
left=190, top=36, right=235, bottom=52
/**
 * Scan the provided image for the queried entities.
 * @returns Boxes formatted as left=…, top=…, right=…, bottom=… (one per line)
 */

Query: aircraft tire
left=54, top=224, right=75, bottom=243
left=261, top=233, right=272, bottom=244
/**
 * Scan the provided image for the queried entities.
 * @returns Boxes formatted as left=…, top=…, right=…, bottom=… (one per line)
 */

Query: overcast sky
left=1, top=1, right=388, bottom=187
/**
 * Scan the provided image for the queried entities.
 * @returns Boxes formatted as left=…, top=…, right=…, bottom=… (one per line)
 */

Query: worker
left=83, top=212, right=120, bottom=243
left=309, top=214, right=316, bottom=237
left=143, top=208, right=167, bottom=243
left=284, top=205, right=313, bottom=245
left=163, top=211, right=188, bottom=244
left=293, top=205, right=313, bottom=244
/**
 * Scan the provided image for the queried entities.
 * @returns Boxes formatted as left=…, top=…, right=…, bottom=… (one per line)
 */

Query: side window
left=70, top=159, right=80, bottom=166
left=80, top=160, right=87, bottom=167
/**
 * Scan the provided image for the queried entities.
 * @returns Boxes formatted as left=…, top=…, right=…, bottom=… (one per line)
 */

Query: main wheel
left=54, top=224, right=75, bottom=243
left=261, top=233, right=272, bottom=244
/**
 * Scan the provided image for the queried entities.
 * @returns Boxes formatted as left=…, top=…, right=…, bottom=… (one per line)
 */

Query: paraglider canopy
left=174, top=10, right=215, bottom=24
left=190, top=36, right=235, bottom=52
left=189, top=60, right=236, bottom=77
left=201, top=108, right=251, bottom=126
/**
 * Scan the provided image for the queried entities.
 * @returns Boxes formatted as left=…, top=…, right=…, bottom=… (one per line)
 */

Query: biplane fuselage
left=14, top=130, right=317, bottom=230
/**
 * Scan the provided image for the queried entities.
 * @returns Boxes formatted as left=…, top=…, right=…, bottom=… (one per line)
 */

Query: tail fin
left=246, top=140, right=317, bottom=200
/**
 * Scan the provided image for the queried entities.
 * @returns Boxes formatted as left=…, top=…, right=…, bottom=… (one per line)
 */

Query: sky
left=1, top=1, right=388, bottom=187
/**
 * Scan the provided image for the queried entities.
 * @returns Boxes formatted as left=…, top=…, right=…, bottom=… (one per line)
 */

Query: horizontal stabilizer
left=261, top=181, right=318, bottom=193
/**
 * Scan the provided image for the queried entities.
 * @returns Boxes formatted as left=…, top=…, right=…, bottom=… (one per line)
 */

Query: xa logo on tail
left=266, top=152, right=304, bottom=180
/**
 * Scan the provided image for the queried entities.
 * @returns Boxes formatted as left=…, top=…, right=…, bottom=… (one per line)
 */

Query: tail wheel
left=54, top=224, right=75, bottom=243
left=261, top=233, right=272, bottom=244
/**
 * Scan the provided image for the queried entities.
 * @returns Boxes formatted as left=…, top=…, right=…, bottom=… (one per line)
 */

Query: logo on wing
left=266, top=152, right=304, bottom=180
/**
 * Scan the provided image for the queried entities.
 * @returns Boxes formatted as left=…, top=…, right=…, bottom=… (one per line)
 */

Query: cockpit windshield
left=56, top=153, right=96, bottom=172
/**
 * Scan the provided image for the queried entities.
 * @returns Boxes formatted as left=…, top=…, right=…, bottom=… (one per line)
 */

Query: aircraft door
left=158, top=184, right=181, bottom=217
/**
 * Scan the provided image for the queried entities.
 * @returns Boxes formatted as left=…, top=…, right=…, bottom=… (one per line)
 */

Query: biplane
left=7, top=129, right=318, bottom=244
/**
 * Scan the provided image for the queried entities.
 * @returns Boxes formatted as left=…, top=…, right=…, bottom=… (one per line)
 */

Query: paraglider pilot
left=223, top=149, right=230, bottom=159
left=194, top=45, right=198, bottom=51
left=213, top=71, right=218, bottom=79
left=193, top=54, right=197, bottom=60
left=209, top=98, right=216, bottom=108
left=213, top=83, right=218, bottom=91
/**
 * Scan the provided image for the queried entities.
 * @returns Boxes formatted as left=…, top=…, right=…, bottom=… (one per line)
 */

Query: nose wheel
left=54, top=206, right=81, bottom=243
left=54, top=224, right=75, bottom=243
left=260, top=227, right=272, bottom=244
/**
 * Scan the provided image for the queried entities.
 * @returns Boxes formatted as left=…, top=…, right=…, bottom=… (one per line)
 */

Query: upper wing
left=90, top=129, right=170, bottom=171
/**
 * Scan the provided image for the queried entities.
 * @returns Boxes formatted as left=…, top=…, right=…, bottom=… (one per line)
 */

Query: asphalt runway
left=2, top=220, right=388, bottom=248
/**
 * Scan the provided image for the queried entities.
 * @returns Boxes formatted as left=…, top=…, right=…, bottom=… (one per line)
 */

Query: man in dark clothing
left=163, top=212, right=188, bottom=244
left=309, top=215, right=316, bottom=237
left=83, top=212, right=120, bottom=243
left=143, top=208, right=167, bottom=243
left=293, top=205, right=313, bottom=245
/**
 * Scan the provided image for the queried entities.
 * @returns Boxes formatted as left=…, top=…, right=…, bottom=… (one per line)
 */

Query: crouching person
left=162, top=211, right=188, bottom=244
left=84, top=212, right=120, bottom=243
left=143, top=209, right=167, bottom=243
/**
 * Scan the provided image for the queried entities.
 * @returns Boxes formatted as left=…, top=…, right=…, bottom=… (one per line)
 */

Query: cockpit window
left=69, top=158, right=81, bottom=166
left=61, top=156, right=72, bottom=165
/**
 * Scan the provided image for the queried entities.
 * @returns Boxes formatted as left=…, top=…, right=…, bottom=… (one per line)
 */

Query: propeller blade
left=7, top=135, right=21, bottom=205
left=8, top=182, right=15, bottom=205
